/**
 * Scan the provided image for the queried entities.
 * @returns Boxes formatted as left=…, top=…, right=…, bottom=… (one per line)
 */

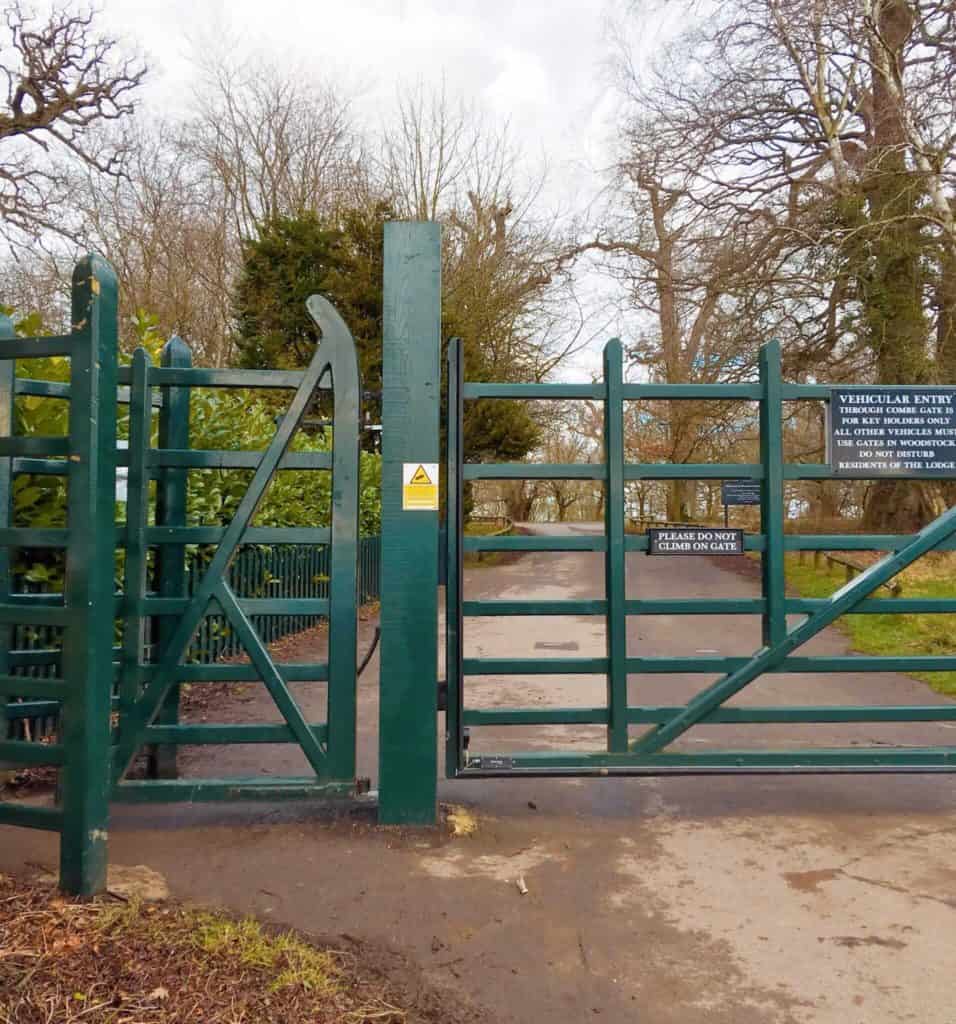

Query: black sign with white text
left=647, top=528, right=744, bottom=556
left=721, top=479, right=762, bottom=505
left=829, top=388, right=956, bottom=477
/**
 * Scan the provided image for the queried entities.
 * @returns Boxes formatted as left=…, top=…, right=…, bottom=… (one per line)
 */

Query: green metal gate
left=444, top=336, right=956, bottom=776
left=112, top=293, right=363, bottom=800
left=0, top=259, right=367, bottom=893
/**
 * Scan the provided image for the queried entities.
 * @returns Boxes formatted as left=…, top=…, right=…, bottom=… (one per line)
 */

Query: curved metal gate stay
left=444, top=336, right=956, bottom=777
left=114, top=294, right=363, bottom=801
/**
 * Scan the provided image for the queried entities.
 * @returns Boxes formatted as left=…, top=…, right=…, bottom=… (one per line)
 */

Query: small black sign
left=721, top=479, right=761, bottom=505
left=829, top=387, right=956, bottom=477
left=647, top=528, right=744, bottom=556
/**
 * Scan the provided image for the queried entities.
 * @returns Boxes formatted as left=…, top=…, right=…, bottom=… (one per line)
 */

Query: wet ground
left=3, top=525, right=956, bottom=1022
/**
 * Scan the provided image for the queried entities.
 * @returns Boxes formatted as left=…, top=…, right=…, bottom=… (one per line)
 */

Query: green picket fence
left=3, top=538, right=381, bottom=742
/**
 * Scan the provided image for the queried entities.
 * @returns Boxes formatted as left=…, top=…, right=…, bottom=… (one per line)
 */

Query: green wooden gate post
left=444, top=338, right=463, bottom=778
left=0, top=316, right=13, bottom=766
left=151, top=336, right=192, bottom=779
left=603, top=339, right=628, bottom=751
left=759, top=339, right=786, bottom=646
left=378, top=221, right=441, bottom=825
left=60, top=256, right=119, bottom=895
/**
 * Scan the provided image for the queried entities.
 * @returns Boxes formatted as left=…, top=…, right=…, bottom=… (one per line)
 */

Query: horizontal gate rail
left=462, top=706, right=956, bottom=726
left=458, top=750, right=956, bottom=775
left=111, top=777, right=359, bottom=803
left=117, top=366, right=333, bottom=390
left=0, top=335, right=75, bottom=359
left=143, top=723, right=329, bottom=745
left=445, top=335, right=956, bottom=778
left=129, top=663, right=331, bottom=682
left=462, top=655, right=956, bottom=674
left=463, top=460, right=956, bottom=484
left=462, top=597, right=956, bottom=615
left=114, top=450, right=333, bottom=471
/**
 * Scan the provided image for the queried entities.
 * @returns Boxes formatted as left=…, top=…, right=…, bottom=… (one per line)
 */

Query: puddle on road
left=416, top=844, right=565, bottom=882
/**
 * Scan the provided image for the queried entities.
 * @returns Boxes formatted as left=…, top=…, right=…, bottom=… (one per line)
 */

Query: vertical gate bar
left=120, top=350, right=151, bottom=737
left=152, top=337, right=191, bottom=777
left=603, top=339, right=628, bottom=752
left=759, top=339, right=786, bottom=646
left=325, top=321, right=361, bottom=783
left=59, top=255, right=119, bottom=896
left=379, top=221, right=441, bottom=825
left=0, top=315, right=14, bottom=758
left=444, top=338, right=464, bottom=778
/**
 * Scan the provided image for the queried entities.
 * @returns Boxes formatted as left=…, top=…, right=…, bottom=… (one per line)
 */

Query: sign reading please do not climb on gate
left=647, top=527, right=744, bottom=555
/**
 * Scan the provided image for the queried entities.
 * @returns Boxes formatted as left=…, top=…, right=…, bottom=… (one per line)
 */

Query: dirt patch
left=827, top=935, right=907, bottom=950
left=782, top=868, right=841, bottom=894
left=0, top=871, right=492, bottom=1024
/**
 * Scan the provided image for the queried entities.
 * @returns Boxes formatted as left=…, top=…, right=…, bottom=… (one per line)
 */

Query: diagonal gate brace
left=631, top=504, right=956, bottom=755
left=212, top=582, right=327, bottom=773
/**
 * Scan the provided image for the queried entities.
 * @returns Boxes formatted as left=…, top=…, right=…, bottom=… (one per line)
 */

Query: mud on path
left=3, top=525, right=956, bottom=1023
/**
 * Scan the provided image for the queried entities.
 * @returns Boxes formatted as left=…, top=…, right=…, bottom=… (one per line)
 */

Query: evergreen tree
left=234, top=207, right=541, bottom=469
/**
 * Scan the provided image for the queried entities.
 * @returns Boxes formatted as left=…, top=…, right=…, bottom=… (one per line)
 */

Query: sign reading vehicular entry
left=647, top=528, right=743, bottom=555
left=829, top=388, right=956, bottom=477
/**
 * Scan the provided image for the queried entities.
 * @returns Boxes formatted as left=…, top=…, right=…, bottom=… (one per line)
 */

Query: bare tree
left=379, top=83, right=594, bottom=383
left=183, top=55, right=361, bottom=241
left=74, top=123, right=235, bottom=362
left=603, top=0, right=956, bottom=528
left=0, top=2, right=145, bottom=243
left=581, top=128, right=777, bottom=517
left=68, top=53, right=363, bottom=363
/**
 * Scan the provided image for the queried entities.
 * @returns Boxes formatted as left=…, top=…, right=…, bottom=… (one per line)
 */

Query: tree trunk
left=860, top=0, right=933, bottom=530
left=936, top=245, right=956, bottom=382
left=862, top=481, right=943, bottom=532
left=666, top=479, right=695, bottom=522
left=815, top=481, right=842, bottom=522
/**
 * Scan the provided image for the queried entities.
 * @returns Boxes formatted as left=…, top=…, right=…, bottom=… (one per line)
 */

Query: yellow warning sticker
left=403, top=462, right=439, bottom=510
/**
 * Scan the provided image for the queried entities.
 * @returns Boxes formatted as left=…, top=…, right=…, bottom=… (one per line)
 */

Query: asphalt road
left=3, top=524, right=955, bottom=1023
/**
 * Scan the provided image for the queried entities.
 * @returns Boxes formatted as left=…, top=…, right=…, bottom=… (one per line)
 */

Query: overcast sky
left=98, top=0, right=661, bottom=377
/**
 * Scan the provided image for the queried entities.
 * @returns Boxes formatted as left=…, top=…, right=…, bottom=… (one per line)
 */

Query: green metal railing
left=445, top=336, right=956, bottom=777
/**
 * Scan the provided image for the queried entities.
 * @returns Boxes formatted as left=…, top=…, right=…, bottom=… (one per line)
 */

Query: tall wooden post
left=378, top=222, right=441, bottom=825
left=0, top=316, right=14, bottom=774
left=60, top=256, right=118, bottom=895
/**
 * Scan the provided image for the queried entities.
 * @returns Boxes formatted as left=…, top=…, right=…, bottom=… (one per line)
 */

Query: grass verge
left=463, top=520, right=513, bottom=568
left=0, top=873, right=411, bottom=1023
left=784, top=552, right=956, bottom=698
